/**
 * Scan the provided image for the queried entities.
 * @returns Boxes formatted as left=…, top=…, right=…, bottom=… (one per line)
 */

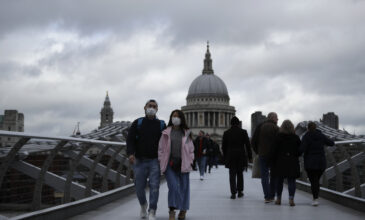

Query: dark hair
left=308, top=121, right=316, bottom=131
left=230, top=116, right=240, bottom=126
left=145, top=99, right=158, bottom=106
left=167, top=109, right=189, bottom=134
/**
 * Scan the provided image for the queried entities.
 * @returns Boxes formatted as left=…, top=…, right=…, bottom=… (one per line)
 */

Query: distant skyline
left=1, top=0, right=365, bottom=136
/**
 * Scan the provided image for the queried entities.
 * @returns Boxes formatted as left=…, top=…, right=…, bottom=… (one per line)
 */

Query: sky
left=1, top=0, right=365, bottom=136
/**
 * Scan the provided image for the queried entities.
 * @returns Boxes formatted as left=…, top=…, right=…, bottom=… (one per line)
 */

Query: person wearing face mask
left=127, top=99, right=166, bottom=220
left=158, top=109, right=195, bottom=220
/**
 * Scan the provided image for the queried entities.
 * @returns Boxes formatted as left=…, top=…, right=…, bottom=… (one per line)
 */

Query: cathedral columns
left=213, top=112, right=215, bottom=127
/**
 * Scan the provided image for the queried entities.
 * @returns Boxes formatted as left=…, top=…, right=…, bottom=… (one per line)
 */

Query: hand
left=128, top=155, right=135, bottom=164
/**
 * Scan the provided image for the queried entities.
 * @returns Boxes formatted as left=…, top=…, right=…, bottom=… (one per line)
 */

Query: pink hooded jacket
left=158, top=127, right=195, bottom=174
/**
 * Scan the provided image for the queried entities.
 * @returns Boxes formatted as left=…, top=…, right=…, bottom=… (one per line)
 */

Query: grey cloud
left=0, top=61, right=42, bottom=79
left=1, top=0, right=365, bottom=136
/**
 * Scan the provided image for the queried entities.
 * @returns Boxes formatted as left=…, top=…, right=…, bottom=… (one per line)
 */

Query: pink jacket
left=158, top=127, right=195, bottom=174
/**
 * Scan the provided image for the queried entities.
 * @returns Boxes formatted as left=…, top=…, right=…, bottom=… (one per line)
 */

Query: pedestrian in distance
left=222, top=116, right=252, bottom=199
left=270, top=120, right=301, bottom=206
left=158, top=109, right=195, bottom=220
left=127, top=99, right=166, bottom=220
left=193, top=130, right=209, bottom=180
left=205, top=133, right=214, bottom=173
left=300, top=121, right=335, bottom=206
left=208, top=140, right=220, bottom=173
left=251, top=112, right=279, bottom=203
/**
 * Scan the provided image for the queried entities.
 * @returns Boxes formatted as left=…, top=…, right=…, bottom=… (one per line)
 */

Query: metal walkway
left=71, top=167, right=365, bottom=220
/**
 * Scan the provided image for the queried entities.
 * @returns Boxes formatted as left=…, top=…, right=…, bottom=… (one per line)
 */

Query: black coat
left=193, top=136, right=209, bottom=158
left=222, top=126, right=252, bottom=170
left=126, top=117, right=166, bottom=159
left=271, top=133, right=301, bottom=178
left=300, top=129, right=335, bottom=170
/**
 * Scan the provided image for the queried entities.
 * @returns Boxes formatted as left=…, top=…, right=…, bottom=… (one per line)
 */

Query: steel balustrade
left=0, top=130, right=132, bottom=212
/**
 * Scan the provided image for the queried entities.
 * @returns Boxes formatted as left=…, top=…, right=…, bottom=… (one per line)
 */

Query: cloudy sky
left=1, top=0, right=365, bottom=136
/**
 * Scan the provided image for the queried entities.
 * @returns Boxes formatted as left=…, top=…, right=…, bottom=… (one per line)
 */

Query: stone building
left=99, top=92, right=114, bottom=129
left=0, top=110, right=24, bottom=147
left=321, top=112, right=339, bottom=130
left=251, top=111, right=267, bottom=136
left=181, top=44, right=236, bottom=145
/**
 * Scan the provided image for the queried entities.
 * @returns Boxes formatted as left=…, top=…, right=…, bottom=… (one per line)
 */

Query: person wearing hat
left=127, top=99, right=166, bottom=220
left=222, top=116, right=253, bottom=199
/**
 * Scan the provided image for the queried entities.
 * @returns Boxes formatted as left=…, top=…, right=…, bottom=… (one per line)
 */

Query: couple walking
left=252, top=112, right=335, bottom=206
left=127, top=99, right=194, bottom=220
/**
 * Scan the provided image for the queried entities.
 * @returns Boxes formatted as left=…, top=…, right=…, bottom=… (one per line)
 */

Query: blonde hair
left=279, top=120, right=295, bottom=134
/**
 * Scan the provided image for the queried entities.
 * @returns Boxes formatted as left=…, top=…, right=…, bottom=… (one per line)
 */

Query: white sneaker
left=312, top=199, right=319, bottom=206
left=200, top=176, right=204, bottom=180
left=140, top=203, right=148, bottom=218
left=148, top=209, right=156, bottom=220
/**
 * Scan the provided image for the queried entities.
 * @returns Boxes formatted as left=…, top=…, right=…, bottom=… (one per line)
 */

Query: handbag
left=251, top=155, right=261, bottom=178
left=169, top=156, right=182, bottom=172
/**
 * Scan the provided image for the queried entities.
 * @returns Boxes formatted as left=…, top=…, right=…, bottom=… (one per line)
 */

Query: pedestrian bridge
left=70, top=167, right=365, bottom=220
left=0, top=121, right=364, bottom=219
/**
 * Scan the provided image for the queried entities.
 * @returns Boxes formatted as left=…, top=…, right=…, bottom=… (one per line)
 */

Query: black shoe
left=238, top=192, right=244, bottom=198
left=230, top=194, right=236, bottom=199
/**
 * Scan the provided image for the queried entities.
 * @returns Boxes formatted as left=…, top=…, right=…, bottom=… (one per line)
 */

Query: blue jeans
left=133, top=158, right=160, bottom=211
left=165, top=166, right=190, bottom=210
left=275, top=177, right=296, bottom=199
left=196, top=156, right=207, bottom=177
left=259, top=156, right=275, bottom=199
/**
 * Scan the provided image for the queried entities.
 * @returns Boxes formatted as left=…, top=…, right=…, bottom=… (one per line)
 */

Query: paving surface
left=71, top=166, right=365, bottom=220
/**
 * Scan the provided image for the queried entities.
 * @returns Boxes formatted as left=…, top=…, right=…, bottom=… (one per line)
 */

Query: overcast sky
left=1, top=0, right=365, bottom=136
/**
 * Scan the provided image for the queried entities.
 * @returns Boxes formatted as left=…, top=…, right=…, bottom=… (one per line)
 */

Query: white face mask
left=171, top=117, right=181, bottom=126
left=146, top=108, right=157, bottom=116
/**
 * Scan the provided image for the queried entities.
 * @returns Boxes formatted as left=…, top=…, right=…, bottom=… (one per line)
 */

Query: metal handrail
left=0, top=130, right=126, bottom=146
left=0, top=129, right=131, bottom=213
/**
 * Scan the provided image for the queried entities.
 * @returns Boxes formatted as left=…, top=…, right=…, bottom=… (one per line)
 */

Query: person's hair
left=267, top=112, right=277, bottom=121
left=199, top=130, right=205, bottom=135
left=230, top=116, right=240, bottom=126
left=145, top=99, right=158, bottom=106
left=279, top=119, right=295, bottom=134
left=307, top=121, right=317, bottom=131
left=167, top=109, right=189, bottom=133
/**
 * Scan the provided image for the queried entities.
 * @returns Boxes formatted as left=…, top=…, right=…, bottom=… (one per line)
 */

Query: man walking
left=222, top=116, right=252, bottom=199
left=251, top=112, right=279, bottom=203
left=127, top=99, right=166, bottom=220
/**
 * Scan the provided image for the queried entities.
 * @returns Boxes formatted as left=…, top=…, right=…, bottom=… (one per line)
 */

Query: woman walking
left=271, top=120, right=301, bottom=206
left=158, top=110, right=195, bottom=220
left=300, top=122, right=334, bottom=206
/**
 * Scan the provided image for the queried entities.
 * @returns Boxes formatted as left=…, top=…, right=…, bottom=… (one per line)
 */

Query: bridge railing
left=298, top=140, right=365, bottom=199
left=0, top=130, right=133, bottom=217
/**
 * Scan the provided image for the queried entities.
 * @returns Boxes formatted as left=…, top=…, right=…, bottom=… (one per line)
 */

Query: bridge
left=0, top=121, right=364, bottom=219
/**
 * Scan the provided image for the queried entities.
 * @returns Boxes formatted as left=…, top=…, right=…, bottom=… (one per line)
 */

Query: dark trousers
left=229, top=167, right=244, bottom=195
left=306, top=169, right=324, bottom=199
left=275, top=177, right=296, bottom=199
left=259, top=156, right=276, bottom=199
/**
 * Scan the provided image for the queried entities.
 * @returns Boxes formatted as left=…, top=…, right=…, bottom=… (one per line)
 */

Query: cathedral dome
left=186, top=43, right=229, bottom=99
left=187, top=74, right=229, bottom=98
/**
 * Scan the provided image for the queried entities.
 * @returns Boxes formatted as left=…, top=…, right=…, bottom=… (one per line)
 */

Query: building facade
left=251, top=111, right=267, bottom=136
left=321, top=112, right=339, bottom=129
left=0, top=110, right=24, bottom=147
left=181, top=44, right=235, bottom=145
left=99, top=92, right=114, bottom=129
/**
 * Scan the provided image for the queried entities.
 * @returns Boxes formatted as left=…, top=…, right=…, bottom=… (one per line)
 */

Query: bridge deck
left=71, top=167, right=364, bottom=220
